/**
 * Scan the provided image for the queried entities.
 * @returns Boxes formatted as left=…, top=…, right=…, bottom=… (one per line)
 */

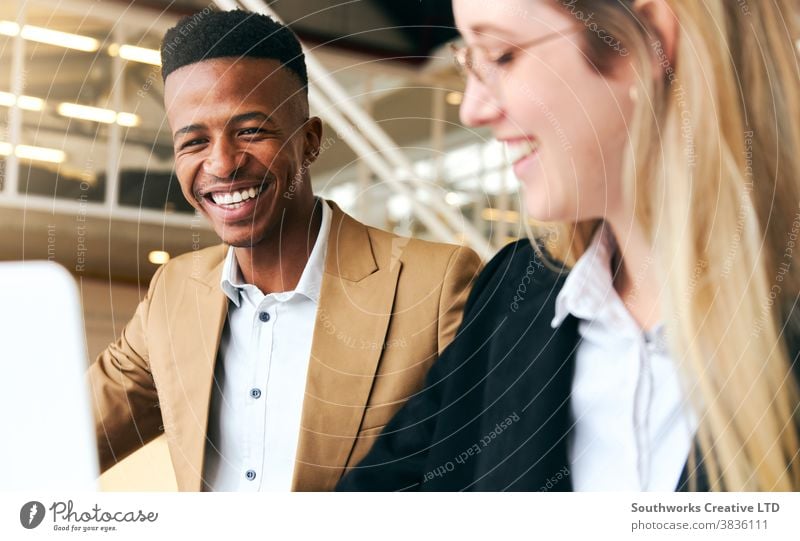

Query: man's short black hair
left=160, top=9, right=308, bottom=90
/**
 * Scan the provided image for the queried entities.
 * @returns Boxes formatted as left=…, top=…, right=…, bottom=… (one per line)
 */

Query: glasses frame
left=451, top=26, right=583, bottom=87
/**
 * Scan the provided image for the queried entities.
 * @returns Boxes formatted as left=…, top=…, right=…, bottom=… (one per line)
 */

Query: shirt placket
left=240, top=290, right=273, bottom=491
left=634, top=331, right=657, bottom=490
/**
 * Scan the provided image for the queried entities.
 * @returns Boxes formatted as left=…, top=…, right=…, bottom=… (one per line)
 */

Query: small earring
left=629, top=85, right=639, bottom=102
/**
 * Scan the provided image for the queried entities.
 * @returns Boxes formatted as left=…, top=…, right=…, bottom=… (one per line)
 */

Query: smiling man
left=87, top=10, right=481, bottom=492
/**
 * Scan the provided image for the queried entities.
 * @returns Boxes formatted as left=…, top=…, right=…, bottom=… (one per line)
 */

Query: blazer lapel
left=165, top=253, right=227, bottom=491
left=292, top=202, right=401, bottom=491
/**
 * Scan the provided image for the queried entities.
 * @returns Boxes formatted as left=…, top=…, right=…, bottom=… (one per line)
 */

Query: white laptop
left=0, top=261, right=99, bottom=490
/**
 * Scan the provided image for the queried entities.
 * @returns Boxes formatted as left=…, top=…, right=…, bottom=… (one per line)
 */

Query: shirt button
left=259, top=311, right=271, bottom=322
left=245, top=469, right=257, bottom=481
left=250, top=388, right=261, bottom=399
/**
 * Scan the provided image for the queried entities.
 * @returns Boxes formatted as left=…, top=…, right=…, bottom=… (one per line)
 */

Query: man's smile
left=204, top=184, right=265, bottom=209
left=195, top=174, right=277, bottom=223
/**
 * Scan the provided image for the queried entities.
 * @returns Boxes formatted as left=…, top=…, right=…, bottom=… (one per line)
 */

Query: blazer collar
left=168, top=251, right=228, bottom=491
left=291, top=201, right=400, bottom=490
left=322, top=200, right=377, bottom=281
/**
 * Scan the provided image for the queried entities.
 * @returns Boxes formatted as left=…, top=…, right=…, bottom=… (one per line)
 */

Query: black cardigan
left=337, top=239, right=797, bottom=491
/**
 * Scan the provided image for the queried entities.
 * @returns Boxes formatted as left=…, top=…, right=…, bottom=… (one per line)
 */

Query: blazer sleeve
left=436, top=245, right=482, bottom=355
left=87, top=264, right=165, bottom=473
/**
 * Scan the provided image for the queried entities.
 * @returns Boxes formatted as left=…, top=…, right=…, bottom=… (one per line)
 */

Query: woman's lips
left=503, top=138, right=540, bottom=165
left=503, top=138, right=541, bottom=177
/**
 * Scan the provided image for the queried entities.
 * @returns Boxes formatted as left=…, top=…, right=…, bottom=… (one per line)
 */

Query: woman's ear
left=634, top=0, right=679, bottom=65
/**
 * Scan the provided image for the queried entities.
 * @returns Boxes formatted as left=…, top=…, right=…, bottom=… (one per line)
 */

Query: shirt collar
left=220, top=247, right=243, bottom=306
left=551, top=224, right=617, bottom=328
left=220, top=198, right=332, bottom=307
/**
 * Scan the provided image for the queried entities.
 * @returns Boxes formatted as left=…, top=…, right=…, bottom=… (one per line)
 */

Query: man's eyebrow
left=173, top=123, right=204, bottom=139
left=173, top=112, right=276, bottom=139
left=230, top=111, right=275, bottom=126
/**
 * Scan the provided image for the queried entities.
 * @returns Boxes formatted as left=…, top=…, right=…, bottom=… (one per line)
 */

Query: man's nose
left=203, top=138, right=246, bottom=179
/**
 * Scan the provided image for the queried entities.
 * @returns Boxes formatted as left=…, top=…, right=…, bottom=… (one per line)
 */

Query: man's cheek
left=177, top=180, right=196, bottom=206
left=175, top=165, right=196, bottom=201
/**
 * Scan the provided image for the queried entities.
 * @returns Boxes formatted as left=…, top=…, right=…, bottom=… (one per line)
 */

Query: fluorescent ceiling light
left=0, top=142, right=66, bottom=164
left=0, top=21, right=20, bottom=36
left=58, top=102, right=116, bottom=124
left=15, top=95, right=45, bottom=111
left=19, top=24, right=99, bottom=52
left=148, top=250, right=170, bottom=265
left=4, top=22, right=160, bottom=65
left=59, top=102, right=140, bottom=126
left=0, top=91, right=14, bottom=107
left=0, top=21, right=99, bottom=51
left=15, top=144, right=66, bottom=164
left=0, top=91, right=45, bottom=111
left=117, top=44, right=161, bottom=66
left=115, top=112, right=140, bottom=127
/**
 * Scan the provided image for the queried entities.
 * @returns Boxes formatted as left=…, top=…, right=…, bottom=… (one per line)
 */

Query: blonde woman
left=338, top=0, right=800, bottom=491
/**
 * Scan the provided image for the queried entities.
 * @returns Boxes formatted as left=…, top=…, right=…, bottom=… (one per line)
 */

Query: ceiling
left=121, top=0, right=460, bottom=60
left=0, top=0, right=482, bottom=285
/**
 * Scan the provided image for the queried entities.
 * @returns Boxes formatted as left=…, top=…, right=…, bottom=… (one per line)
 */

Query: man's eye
left=239, top=127, right=266, bottom=136
left=180, top=139, right=206, bottom=149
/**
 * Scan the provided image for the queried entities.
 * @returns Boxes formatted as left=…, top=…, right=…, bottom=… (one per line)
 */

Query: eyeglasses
left=451, top=26, right=582, bottom=87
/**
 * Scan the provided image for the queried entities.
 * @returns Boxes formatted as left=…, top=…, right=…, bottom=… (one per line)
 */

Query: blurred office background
left=0, top=0, right=530, bottom=490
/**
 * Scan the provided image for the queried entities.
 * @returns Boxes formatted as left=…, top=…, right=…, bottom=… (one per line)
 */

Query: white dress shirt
left=550, top=225, right=697, bottom=491
left=202, top=200, right=332, bottom=491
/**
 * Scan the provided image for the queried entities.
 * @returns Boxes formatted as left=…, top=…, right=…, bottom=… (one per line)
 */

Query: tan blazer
left=89, top=201, right=481, bottom=491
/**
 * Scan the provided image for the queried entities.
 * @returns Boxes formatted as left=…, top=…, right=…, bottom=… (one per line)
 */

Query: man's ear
left=634, top=0, right=679, bottom=64
left=302, top=116, right=323, bottom=165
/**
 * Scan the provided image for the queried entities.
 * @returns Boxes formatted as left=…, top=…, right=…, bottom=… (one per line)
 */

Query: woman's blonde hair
left=535, top=0, right=800, bottom=490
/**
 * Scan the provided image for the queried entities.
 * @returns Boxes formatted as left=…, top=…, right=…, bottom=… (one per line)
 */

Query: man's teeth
left=504, top=139, right=540, bottom=164
left=210, top=186, right=261, bottom=207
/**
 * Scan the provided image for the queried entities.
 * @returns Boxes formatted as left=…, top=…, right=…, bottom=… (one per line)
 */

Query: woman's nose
left=459, top=77, right=503, bottom=128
